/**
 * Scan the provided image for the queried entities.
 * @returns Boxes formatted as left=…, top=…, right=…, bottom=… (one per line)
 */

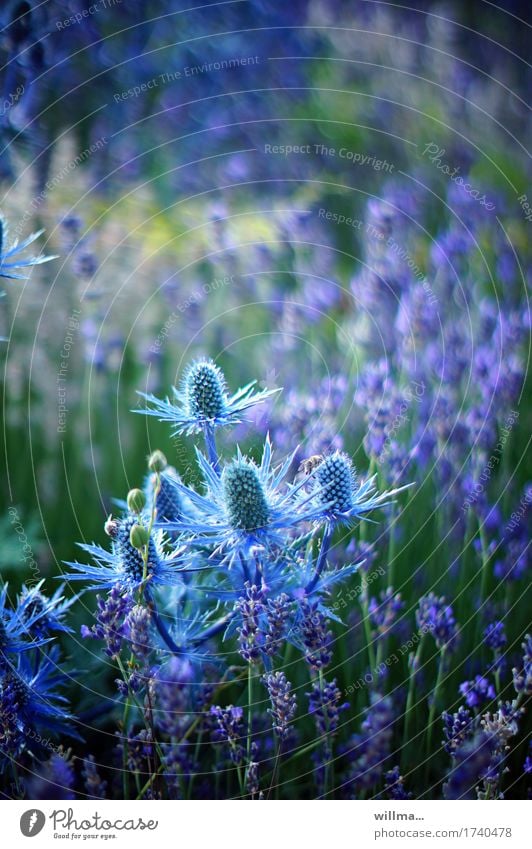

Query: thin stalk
left=426, top=645, right=446, bottom=775
left=305, top=522, right=332, bottom=594
left=318, top=668, right=332, bottom=797
left=401, top=634, right=425, bottom=770
left=203, top=423, right=219, bottom=473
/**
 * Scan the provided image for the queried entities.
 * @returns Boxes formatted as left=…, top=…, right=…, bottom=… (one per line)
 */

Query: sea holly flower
left=0, top=585, right=52, bottom=662
left=0, top=214, right=57, bottom=280
left=161, top=437, right=324, bottom=568
left=136, top=358, right=279, bottom=436
left=64, top=514, right=184, bottom=591
left=0, top=646, right=80, bottom=769
left=16, top=581, right=75, bottom=638
left=310, top=451, right=411, bottom=528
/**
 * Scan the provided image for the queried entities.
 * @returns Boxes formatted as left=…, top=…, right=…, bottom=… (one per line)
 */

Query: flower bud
left=129, top=523, right=150, bottom=550
left=148, top=450, right=167, bottom=473
left=127, top=488, right=146, bottom=514
left=104, top=515, right=119, bottom=538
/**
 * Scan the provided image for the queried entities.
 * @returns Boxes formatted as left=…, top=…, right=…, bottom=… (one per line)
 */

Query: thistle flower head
left=309, top=450, right=411, bottom=528
left=315, top=452, right=355, bottom=513
left=0, top=214, right=57, bottom=280
left=160, top=436, right=324, bottom=566
left=136, top=358, right=279, bottom=436
left=222, top=459, right=270, bottom=531
left=185, top=359, right=227, bottom=420
left=65, top=514, right=183, bottom=591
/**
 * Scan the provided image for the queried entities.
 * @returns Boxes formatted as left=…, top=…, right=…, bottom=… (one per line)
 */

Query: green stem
left=402, top=635, right=425, bottom=770
left=426, top=645, right=446, bottom=772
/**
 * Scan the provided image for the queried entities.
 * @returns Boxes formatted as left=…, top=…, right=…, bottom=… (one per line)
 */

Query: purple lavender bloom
left=443, top=732, right=493, bottom=800
left=235, top=583, right=265, bottom=664
left=346, top=693, right=394, bottom=792
left=124, top=604, right=152, bottom=661
left=417, top=593, right=458, bottom=651
left=383, top=765, right=412, bottom=799
left=82, top=755, right=107, bottom=798
left=369, top=587, right=404, bottom=637
left=26, top=752, right=76, bottom=800
left=155, top=657, right=193, bottom=737
left=263, top=593, right=293, bottom=657
left=484, top=621, right=507, bottom=670
left=81, top=586, right=133, bottom=658
left=210, top=705, right=245, bottom=764
left=512, top=634, right=532, bottom=696
left=442, top=706, right=473, bottom=756
left=300, top=599, right=333, bottom=670
left=459, top=676, right=496, bottom=709
left=307, top=678, right=347, bottom=738
left=263, top=671, right=297, bottom=739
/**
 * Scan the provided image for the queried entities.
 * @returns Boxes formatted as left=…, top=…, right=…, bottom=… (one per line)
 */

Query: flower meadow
left=0, top=1, right=531, bottom=804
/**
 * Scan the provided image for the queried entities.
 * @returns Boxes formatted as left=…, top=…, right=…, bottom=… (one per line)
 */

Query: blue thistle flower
left=16, top=581, right=75, bottom=638
left=0, top=585, right=51, bottom=662
left=0, top=214, right=57, bottom=280
left=0, top=646, right=79, bottom=769
left=65, top=514, right=184, bottom=591
left=136, top=358, right=279, bottom=436
left=161, top=437, right=323, bottom=567
left=310, top=451, right=411, bottom=528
